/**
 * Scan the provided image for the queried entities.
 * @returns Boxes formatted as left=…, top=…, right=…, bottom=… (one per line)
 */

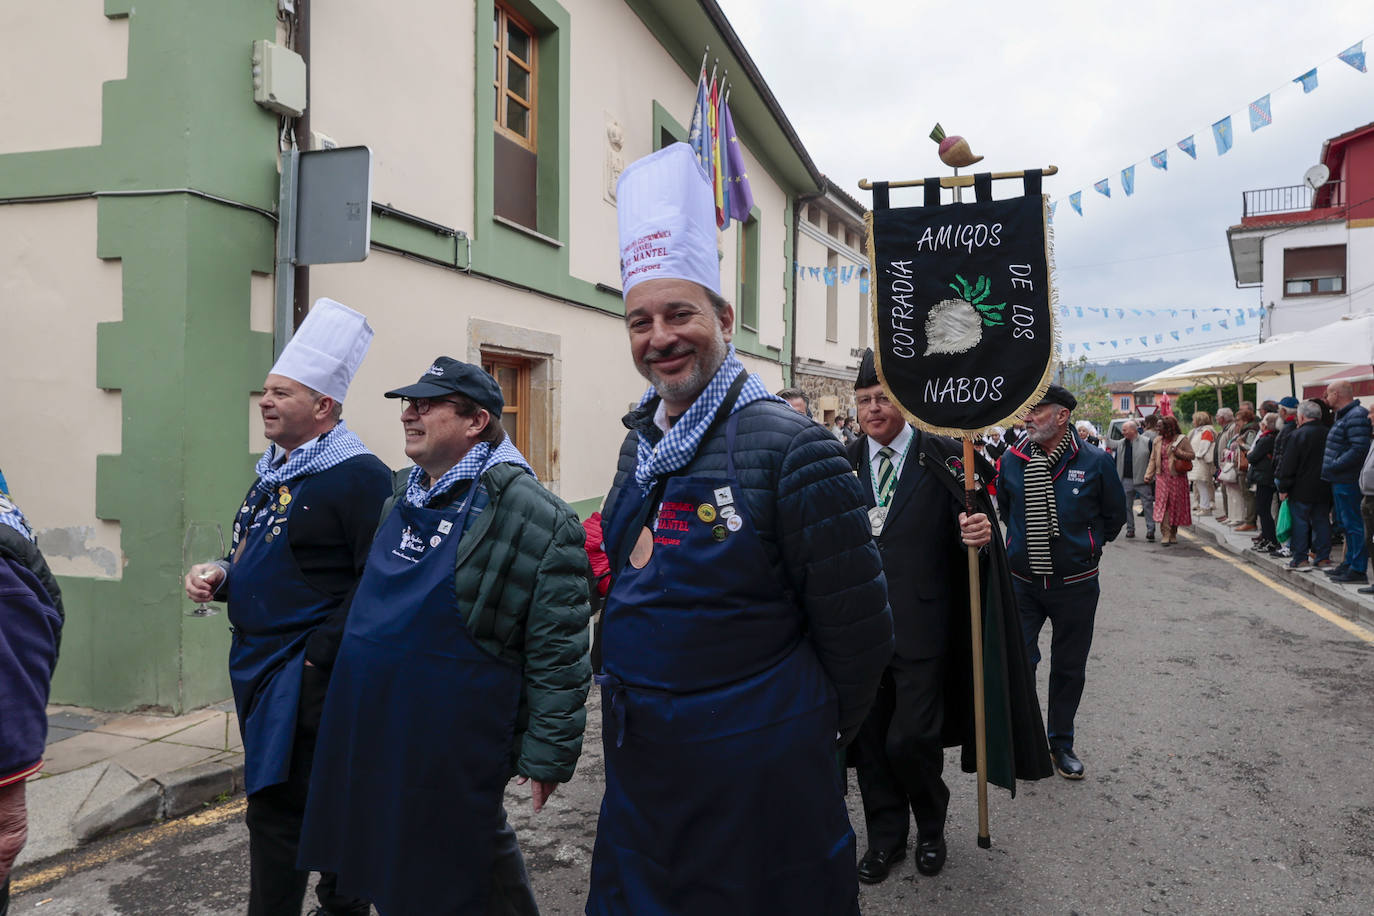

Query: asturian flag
left=1150, top=150, right=1168, bottom=171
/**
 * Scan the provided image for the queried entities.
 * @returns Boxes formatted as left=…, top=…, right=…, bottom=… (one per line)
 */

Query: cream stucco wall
left=794, top=223, right=868, bottom=362
left=0, top=201, right=124, bottom=577
left=310, top=2, right=476, bottom=233
left=0, top=2, right=127, bottom=155
left=312, top=255, right=647, bottom=503
left=561, top=0, right=791, bottom=349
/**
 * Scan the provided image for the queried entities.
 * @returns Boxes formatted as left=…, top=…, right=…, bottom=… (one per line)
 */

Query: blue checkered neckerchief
left=253, top=420, right=374, bottom=487
left=633, top=344, right=778, bottom=493
left=405, top=434, right=535, bottom=509
left=0, top=470, right=35, bottom=543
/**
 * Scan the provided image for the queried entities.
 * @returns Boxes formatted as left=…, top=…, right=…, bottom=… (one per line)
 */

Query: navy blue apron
left=228, top=477, right=338, bottom=797
left=298, top=468, right=523, bottom=915
left=587, top=410, right=860, bottom=916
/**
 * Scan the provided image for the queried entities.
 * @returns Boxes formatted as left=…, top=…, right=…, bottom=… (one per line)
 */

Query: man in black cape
left=847, top=349, right=1052, bottom=884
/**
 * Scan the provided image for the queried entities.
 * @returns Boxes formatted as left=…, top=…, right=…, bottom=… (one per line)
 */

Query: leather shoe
left=1330, top=569, right=1368, bottom=584
left=1357, top=584, right=1374, bottom=595
left=1146, top=531, right=1155, bottom=542
left=857, top=845, right=906, bottom=884
left=915, top=836, right=947, bottom=876
left=1052, top=745, right=1085, bottom=780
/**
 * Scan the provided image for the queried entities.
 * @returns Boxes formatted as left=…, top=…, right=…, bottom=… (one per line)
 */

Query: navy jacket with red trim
left=995, top=430, right=1127, bottom=583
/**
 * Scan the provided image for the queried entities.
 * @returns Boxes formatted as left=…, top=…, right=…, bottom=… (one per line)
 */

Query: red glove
left=582, top=512, right=611, bottom=598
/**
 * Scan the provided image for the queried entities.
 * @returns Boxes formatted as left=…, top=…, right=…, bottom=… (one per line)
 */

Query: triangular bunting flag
left=1294, top=68, right=1318, bottom=93
left=1150, top=150, right=1168, bottom=171
left=1070, top=191, right=1083, bottom=215
left=1249, top=95, right=1272, bottom=131
left=1178, top=136, right=1197, bottom=159
left=1122, top=165, right=1135, bottom=196
left=1339, top=42, right=1367, bottom=73
left=1094, top=179, right=1111, bottom=198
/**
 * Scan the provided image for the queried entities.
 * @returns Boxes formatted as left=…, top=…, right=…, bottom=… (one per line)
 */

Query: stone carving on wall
left=604, top=114, right=625, bottom=204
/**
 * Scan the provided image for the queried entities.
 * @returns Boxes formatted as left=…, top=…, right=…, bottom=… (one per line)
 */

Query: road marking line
left=12, top=797, right=247, bottom=895
left=1178, top=529, right=1374, bottom=645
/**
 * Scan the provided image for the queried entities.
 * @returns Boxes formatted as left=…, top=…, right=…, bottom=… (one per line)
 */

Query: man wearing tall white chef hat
left=185, top=298, right=391, bottom=916
left=585, top=142, right=894, bottom=915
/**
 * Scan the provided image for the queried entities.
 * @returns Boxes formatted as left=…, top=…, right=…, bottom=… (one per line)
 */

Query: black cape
left=853, top=435, right=1053, bottom=792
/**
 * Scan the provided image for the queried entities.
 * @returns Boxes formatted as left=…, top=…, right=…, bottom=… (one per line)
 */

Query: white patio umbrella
left=1133, top=342, right=1286, bottom=409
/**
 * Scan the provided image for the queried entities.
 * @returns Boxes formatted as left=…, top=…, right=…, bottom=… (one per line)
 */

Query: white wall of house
left=0, top=202, right=125, bottom=578
left=793, top=211, right=867, bottom=365
left=1262, top=222, right=1374, bottom=336
left=0, top=1, right=126, bottom=156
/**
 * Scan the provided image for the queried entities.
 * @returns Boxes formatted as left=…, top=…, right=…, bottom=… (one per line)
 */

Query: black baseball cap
left=385, top=356, right=504, bottom=417
left=1035, top=384, right=1078, bottom=411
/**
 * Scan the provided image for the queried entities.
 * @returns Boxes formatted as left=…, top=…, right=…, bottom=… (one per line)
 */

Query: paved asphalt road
left=12, top=529, right=1374, bottom=914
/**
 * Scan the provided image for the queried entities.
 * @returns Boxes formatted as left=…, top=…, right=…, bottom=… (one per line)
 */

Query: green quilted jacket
left=381, top=462, right=592, bottom=783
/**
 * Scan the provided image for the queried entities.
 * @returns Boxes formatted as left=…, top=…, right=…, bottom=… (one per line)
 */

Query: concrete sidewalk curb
left=1188, top=518, right=1374, bottom=632
left=72, top=757, right=245, bottom=843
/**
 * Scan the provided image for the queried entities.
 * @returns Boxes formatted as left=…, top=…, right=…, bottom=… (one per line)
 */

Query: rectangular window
left=825, top=250, right=839, bottom=342
left=738, top=213, right=760, bottom=331
left=493, top=5, right=536, bottom=150
left=493, top=4, right=539, bottom=230
left=1120, top=396, right=1130, bottom=410
left=482, top=353, right=532, bottom=457
left=1283, top=244, right=1345, bottom=297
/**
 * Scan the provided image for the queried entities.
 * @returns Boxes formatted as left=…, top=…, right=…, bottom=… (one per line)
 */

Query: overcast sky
left=715, top=0, right=1374, bottom=363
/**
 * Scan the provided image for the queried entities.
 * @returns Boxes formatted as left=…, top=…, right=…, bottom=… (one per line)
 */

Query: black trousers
left=1015, top=578, right=1100, bottom=750
left=853, top=656, right=949, bottom=851
left=245, top=664, right=370, bottom=916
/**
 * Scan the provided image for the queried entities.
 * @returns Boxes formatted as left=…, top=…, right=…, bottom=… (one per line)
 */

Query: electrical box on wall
left=252, top=39, right=307, bottom=117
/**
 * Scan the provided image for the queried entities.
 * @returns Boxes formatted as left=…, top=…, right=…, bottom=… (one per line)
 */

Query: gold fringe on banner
left=862, top=181, right=1059, bottom=439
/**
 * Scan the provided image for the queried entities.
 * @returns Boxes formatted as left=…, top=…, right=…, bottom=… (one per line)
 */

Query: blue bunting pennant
left=1178, top=135, right=1197, bottom=159
left=1122, top=165, right=1135, bottom=196
left=1249, top=95, right=1272, bottom=131
left=1212, top=116, right=1233, bottom=155
left=1070, top=191, right=1083, bottom=215
left=1150, top=150, right=1168, bottom=171
left=1094, top=179, right=1111, bottom=198
left=1339, top=41, right=1367, bottom=73
left=1294, top=68, right=1319, bottom=93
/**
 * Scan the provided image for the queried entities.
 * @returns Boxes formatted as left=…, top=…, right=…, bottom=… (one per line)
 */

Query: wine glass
left=184, top=522, right=226, bottom=618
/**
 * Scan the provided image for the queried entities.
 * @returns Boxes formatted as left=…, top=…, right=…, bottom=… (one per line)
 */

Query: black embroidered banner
left=865, top=172, right=1056, bottom=435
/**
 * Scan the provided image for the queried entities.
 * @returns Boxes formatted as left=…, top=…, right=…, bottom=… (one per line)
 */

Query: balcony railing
left=1242, top=180, right=1344, bottom=219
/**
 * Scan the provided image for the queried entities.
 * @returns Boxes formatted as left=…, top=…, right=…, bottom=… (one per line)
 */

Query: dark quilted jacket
left=1322, top=399, right=1370, bottom=485
left=381, top=463, right=592, bottom=783
left=603, top=397, right=893, bottom=745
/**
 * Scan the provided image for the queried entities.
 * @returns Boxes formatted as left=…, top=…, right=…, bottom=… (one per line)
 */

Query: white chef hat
left=616, top=142, right=719, bottom=296
left=269, top=297, right=373, bottom=402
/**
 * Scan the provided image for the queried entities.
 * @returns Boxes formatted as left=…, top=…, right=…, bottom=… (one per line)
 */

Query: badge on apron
left=272, top=525, right=281, bottom=536
left=711, top=524, right=728, bottom=541
left=714, top=486, right=734, bottom=507
left=697, top=504, right=717, bottom=523
left=868, top=505, right=888, bottom=537
left=438, top=519, right=453, bottom=534
left=726, top=514, right=743, bottom=532
left=429, top=535, right=442, bottom=547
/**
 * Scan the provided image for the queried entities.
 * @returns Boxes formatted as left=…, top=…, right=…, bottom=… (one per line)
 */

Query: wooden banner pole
left=963, top=436, right=992, bottom=849
left=858, top=165, right=1057, bottom=191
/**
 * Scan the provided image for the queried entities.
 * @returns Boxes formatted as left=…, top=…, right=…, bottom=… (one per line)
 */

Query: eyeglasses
left=855, top=394, right=892, bottom=408
left=400, top=397, right=463, bottom=416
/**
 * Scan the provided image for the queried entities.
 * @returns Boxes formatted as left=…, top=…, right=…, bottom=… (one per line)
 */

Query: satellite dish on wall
left=1304, top=163, right=1330, bottom=191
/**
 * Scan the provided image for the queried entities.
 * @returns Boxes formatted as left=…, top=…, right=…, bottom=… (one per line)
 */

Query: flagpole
left=963, top=436, right=992, bottom=849
left=698, top=46, right=709, bottom=76
left=858, top=166, right=1057, bottom=190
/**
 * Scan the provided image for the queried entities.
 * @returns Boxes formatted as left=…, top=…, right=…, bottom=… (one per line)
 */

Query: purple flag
left=721, top=97, right=754, bottom=223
